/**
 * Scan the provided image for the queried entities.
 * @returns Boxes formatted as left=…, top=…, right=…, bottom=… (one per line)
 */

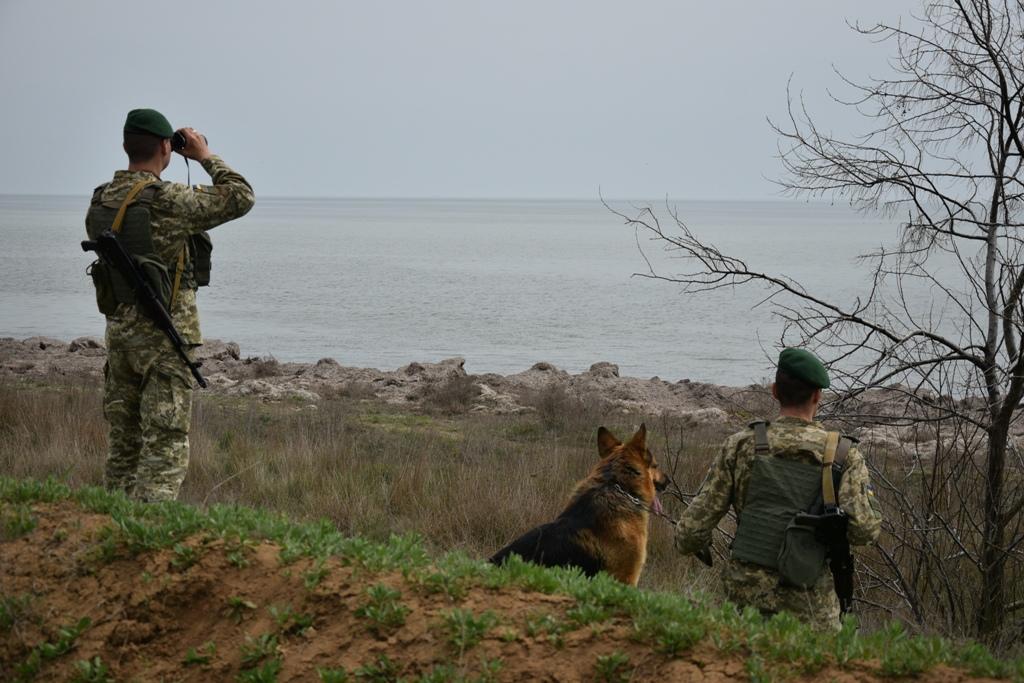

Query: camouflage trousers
left=722, top=559, right=841, bottom=631
left=103, top=336, right=194, bottom=502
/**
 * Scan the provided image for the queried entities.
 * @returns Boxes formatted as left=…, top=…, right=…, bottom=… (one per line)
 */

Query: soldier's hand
left=177, top=128, right=211, bottom=162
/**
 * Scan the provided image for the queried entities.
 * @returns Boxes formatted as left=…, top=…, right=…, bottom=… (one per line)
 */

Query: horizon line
left=0, top=193, right=819, bottom=203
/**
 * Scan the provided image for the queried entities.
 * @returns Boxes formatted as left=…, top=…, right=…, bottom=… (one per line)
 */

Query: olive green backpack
left=85, top=179, right=212, bottom=315
left=731, top=421, right=850, bottom=588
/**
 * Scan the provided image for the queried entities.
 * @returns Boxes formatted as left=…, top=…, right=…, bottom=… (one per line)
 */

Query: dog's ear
left=629, top=424, right=655, bottom=465
left=627, top=423, right=647, bottom=452
left=597, top=427, right=620, bottom=457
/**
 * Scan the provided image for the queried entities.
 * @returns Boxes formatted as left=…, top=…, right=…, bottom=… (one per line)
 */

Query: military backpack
left=730, top=420, right=852, bottom=589
left=85, top=179, right=212, bottom=316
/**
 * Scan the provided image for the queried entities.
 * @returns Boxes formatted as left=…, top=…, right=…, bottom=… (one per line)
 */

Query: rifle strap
left=110, top=180, right=156, bottom=234
left=822, top=432, right=840, bottom=507
left=751, top=421, right=770, bottom=455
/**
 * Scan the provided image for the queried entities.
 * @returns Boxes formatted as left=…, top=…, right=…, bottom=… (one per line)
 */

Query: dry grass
left=0, top=376, right=725, bottom=595
left=322, top=380, right=378, bottom=401
left=241, top=355, right=281, bottom=379
left=417, top=374, right=482, bottom=414
left=518, top=382, right=606, bottom=433
left=5, top=376, right=1023, bottom=646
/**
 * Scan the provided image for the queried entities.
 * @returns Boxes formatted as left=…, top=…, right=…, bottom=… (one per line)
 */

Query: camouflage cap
left=123, top=108, right=173, bottom=138
left=778, top=348, right=829, bottom=389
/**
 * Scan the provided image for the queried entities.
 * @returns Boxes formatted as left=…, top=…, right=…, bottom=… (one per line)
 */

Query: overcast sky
left=0, top=0, right=917, bottom=199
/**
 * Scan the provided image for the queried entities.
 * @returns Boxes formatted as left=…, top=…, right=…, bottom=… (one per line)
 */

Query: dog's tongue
left=652, top=494, right=663, bottom=516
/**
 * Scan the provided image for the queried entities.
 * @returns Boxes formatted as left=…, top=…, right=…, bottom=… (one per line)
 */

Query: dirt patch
left=0, top=502, right=1000, bottom=682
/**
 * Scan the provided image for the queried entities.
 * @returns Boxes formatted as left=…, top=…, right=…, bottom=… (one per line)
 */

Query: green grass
left=14, top=616, right=91, bottom=682
left=594, top=651, right=632, bottom=683
left=240, top=633, right=279, bottom=667
left=226, top=596, right=257, bottom=624
left=354, top=655, right=402, bottom=682
left=317, top=667, right=350, bottom=682
left=171, top=541, right=200, bottom=569
left=0, top=593, right=35, bottom=631
left=70, top=656, right=113, bottom=683
left=355, top=585, right=412, bottom=637
left=524, top=612, right=570, bottom=648
left=3, top=475, right=1024, bottom=681
left=1, top=502, right=37, bottom=540
left=303, top=558, right=329, bottom=589
left=268, top=604, right=314, bottom=635
left=441, top=608, right=498, bottom=654
left=183, top=641, right=217, bottom=666
left=237, top=658, right=282, bottom=683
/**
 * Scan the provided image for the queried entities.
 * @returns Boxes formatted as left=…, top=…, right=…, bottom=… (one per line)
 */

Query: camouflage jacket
left=89, top=156, right=254, bottom=348
left=674, top=416, right=883, bottom=627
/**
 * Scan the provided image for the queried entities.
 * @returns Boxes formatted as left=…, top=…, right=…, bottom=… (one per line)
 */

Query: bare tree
left=610, top=0, right=1024, bottom=641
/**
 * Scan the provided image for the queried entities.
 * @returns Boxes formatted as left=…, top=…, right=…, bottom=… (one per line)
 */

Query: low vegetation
left=2, top=477, right=1023, bottom=681
left=2, top=374, right=1024, bottom=676
left=0, top=377, right=719, bottom=596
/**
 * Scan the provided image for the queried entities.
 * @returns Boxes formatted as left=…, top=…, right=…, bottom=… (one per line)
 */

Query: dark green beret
left=778, top=348, right=829, bottom=389
left=123, top=108, right=173, bottom=138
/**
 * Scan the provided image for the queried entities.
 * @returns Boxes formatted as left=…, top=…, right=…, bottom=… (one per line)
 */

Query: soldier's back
left=721, top=416, right=842, bottom=630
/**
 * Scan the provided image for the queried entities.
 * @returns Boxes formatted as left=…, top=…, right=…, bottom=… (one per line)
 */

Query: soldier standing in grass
left=674, top=348, right=882, bottom=630
left=85, top=108, right=254, bottom=502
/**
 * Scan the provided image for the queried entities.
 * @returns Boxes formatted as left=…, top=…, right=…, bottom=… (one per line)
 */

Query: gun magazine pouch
left=87, top=259, right=118, bottom=316
left=777, top=516, right=828, bottom=588
left=189, top=232, right=213, bottom=287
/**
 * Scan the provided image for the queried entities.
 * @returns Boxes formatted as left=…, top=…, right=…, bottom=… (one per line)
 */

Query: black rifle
left=796, top=510, right=855, bottom=614
left=82, top=231, right=207, bottom=388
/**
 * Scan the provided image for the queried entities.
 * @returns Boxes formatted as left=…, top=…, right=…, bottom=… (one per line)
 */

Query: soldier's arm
left=839, top=446, right=882, bottom=545
left=674, top=435, right=738, bottom=556
left=163, top=156, right=255, bottom=233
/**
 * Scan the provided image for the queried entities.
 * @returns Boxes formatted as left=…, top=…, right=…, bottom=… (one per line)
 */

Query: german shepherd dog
left=489, top=424, right=669, bottom=586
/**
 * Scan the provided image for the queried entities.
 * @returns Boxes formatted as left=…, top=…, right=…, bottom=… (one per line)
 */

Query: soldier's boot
left=102, top=357, right=143, bottom=495
left=133, top=366, right=193, bottom=503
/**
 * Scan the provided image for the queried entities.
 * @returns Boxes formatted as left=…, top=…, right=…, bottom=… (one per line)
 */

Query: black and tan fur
left=489, top=424, right=669, bottom=586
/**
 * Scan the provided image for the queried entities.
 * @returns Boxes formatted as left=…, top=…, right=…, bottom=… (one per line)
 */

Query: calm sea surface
left=0, top=196, right=944, bottom=385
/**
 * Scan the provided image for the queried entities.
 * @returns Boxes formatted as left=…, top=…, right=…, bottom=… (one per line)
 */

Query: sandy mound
left=0, top=500, right=1003, bottom=682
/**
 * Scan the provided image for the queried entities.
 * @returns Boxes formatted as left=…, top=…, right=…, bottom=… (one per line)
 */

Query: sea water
left=0, top=195, right=951, bottom=385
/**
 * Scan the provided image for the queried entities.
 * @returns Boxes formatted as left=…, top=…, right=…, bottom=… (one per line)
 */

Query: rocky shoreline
left=0, top=336, right=746, bottom=425
left=4, top=335, right=1019, bottom=455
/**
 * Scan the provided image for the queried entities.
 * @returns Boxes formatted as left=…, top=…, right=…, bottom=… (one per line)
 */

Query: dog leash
left=612, top=483, right=716, bottom=567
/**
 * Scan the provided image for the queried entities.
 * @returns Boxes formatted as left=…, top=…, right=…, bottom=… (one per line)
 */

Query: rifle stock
left=82, top=231, right=207, bottom=388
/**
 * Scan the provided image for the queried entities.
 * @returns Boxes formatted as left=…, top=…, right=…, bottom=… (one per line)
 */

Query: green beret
left=123, top=108, right=173, bottom=138
left=778, top=348, right=829, bottom=389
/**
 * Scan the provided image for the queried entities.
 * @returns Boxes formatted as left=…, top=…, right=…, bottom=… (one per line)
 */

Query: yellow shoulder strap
left=170, top=245, right=186, bottom=308
left=110, top=179, right=155, bottom=234
left=822, top=431, right=840, bottom=507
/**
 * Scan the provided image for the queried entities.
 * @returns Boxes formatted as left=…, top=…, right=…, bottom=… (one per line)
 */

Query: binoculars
left=171, top=130, right=208, bottom=153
